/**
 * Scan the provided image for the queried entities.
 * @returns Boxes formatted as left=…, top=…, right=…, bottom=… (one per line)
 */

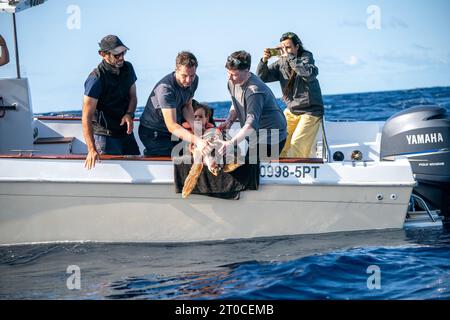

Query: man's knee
left=94, top=135, right=107, bottom=154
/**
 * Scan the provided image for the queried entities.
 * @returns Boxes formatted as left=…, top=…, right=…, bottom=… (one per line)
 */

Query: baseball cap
left=98, top=35, right=129, bottom=55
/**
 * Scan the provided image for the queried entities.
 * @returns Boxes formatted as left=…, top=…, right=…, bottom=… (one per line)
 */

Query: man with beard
left=82, top=35, right=140, bottom=170
left=138, top=51, right=209, bottom=157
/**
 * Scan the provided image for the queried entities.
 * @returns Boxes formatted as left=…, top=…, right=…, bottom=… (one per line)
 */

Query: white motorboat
left=0, top=1, right=448, bottom=245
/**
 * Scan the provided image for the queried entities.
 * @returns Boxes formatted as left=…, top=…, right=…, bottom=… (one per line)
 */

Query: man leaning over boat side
left=82, top=35, right=140, bottom=170
left=138, top=51, right=209, bottom=157
left=0, top=35, right=10, bottom=66
left=218, top=50, right=287, bottom=162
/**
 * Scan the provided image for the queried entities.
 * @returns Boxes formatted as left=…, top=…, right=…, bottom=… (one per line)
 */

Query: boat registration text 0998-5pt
left=260, top=164, right=320, bottom=179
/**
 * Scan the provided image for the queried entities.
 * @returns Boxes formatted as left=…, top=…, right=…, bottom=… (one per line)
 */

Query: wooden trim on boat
left=0, top=154, right=171, bottom=161
left=0, top=153, right=324, bottom=163
left=35, top=116, right=227, bottom=122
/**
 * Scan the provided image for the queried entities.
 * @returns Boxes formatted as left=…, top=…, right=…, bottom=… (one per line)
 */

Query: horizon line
left=36, top=85, right=450, bottom=114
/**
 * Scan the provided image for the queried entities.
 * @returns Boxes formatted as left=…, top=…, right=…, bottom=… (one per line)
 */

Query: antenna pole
left=12, top=13, right=21, bottom=79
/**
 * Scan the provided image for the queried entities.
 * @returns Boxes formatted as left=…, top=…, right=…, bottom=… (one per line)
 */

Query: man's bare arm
left=82, top=96, right=99, bottom=169
left=182, top=98, right=195, bottom=129
left=161, top=108, right=208, bottom=154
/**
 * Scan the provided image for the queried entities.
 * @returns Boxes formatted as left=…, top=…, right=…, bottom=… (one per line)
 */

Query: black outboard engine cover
left=380, top=105, right=450, bottom=217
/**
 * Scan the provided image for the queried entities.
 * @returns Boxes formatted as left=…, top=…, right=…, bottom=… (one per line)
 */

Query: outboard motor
left=380, top=105, right=450, bottom=219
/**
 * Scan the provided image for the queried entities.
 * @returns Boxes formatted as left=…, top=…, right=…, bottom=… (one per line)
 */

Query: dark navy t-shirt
left=83, top=61, right=137, bottom=136
left=84, top=66, right=137, bottom=100
left=84, top=76, right=103, bottom=99
left=139, top=72, right=198, bottom=134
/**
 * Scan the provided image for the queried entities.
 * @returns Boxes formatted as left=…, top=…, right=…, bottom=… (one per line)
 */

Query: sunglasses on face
left=111, top=51, right=126, bottom=59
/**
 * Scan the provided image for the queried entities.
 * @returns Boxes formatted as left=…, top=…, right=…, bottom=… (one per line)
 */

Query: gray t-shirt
left=139, top=72, right=198, bottom=134
left=228, top=73, right=287, bottom=143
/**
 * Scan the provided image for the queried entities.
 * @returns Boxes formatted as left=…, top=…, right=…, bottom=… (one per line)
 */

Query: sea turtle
left=182, top=127, right=242, bottom=198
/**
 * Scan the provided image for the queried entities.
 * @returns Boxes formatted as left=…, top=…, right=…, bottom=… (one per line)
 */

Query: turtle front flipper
left=182, top=149, right=204, bottom=198
left=223, top=147, right=243, bottom=173
left=223, top=163, right=241, bottom=173
left=182, top=163, right=204, bottom=198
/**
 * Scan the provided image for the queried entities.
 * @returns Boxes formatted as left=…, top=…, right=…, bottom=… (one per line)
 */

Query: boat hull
left=0, top=180, right=412, bottom=245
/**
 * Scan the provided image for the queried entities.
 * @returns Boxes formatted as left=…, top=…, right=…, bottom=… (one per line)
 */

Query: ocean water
left=40, top=86, right=450, bottom=121
left=3, top=86, right=450, bottom=300
left=0, top=228, right=449, bottom=300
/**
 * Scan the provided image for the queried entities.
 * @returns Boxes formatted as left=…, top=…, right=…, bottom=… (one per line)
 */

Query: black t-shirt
left=84, top=60, right=137, bottom=136
left=139, top=72, right=198, bottom=134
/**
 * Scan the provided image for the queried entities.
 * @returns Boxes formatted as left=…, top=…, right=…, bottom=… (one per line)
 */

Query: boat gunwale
left=0, top=154, right=324, bottom=163
left=34, top=116, right=227, bottom=122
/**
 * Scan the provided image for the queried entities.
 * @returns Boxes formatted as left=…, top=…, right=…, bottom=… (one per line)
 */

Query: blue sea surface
left=0, top=228, right=449, bottom=300
left=3, top=86, right=450, bottom=300
left=39, top=86, right=450, bottom=121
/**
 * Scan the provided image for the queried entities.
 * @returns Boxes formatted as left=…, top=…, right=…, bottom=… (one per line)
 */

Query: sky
left=0, top=0, right=449, bottom=113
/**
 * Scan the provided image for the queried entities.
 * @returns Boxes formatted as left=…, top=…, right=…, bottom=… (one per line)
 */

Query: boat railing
left=0, top=153, right=324, bottom=164
left=404, top=193, right=443, bottom=228
left=320, top=117, right=331, bottom=163
left=409, top=194, right=437, bottom=222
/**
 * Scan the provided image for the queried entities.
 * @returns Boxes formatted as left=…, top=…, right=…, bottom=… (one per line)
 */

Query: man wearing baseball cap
left=82, top=35, right=140, bottom=170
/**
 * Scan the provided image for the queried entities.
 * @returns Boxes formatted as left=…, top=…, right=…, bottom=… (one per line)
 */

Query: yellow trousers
left=280, top=109, right=322, bottom=158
